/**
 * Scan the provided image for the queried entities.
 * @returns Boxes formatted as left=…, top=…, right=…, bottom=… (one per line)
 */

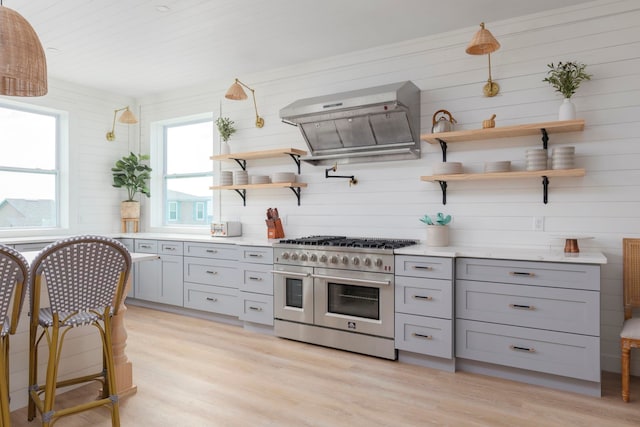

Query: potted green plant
left=112, top=152, right=152, bottom=220
left=542, top=61, right=592, bottom=120
left=216, top=117, right=236, bottom=154
left=419, top=212, right=451, bottom=247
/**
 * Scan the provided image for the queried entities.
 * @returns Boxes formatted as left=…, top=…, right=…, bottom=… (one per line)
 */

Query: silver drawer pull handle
left=206, top=270, right=218, bottom=275
left=413, top=266, right=433, bottom=271
left=510, top=271, right=535, bottom=277
left=206, top=297, right=218, bottom=302
left=140, top=244, right=152, bottom=249
left=413, top=295, right=433, bottom=301
left=510, top=345, right=535, bottom=353
left=165, top=247, right=176, bottom=251
left=271, top=270, right=310, bottom=278
left=412, top=333, right=432, bottom=340
left=248, top=276, right=262, bottom=281
left=248, top=254, right=262, bottom=258
left=509, top=303, right=535, bottom=310
left=249, top=306, right=263, bottom=312
left=206, top=249, right=218, bottom=253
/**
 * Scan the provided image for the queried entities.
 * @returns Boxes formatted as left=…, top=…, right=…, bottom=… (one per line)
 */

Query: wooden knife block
left=266, top=219, right=285, bottom=239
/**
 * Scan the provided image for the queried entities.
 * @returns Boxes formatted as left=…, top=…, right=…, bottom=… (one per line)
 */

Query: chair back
left=623, top=238, right=640, bottom=320
left=0, top=244, right=29, bottom=335
left=30, top=235, right=131, bottom=315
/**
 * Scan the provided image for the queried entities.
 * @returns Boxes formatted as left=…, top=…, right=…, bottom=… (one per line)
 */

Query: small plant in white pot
left=419, top=212, right=451, bottom=247
left=216, top=116, right=236, bottom=154
left=112, top=152, right=152, bottom=221
left=542, top=61, right=592, bottom=120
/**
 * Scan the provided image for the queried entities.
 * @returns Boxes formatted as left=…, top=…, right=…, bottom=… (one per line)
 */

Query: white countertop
left=395, top=244, right=607, bottom=264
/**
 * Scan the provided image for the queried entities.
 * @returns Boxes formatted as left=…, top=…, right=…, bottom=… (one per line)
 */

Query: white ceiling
left=8, top=0, right=592, bottom=98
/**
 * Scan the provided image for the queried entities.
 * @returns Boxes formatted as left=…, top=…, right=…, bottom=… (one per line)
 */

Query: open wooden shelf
left=420, top=120, right=585, bottom=144
left=420, top=168, right=585, bottom=182
left=210, top=182, right=307, bottom=190
left=210, top=148, right=307, bottom=162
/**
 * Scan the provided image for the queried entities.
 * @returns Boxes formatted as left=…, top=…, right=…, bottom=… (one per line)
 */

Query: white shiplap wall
left=138, top=0, right=640, bottom=375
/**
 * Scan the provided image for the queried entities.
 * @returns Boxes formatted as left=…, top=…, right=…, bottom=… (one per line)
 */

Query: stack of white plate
left=219, top=171, right=232, bottom=186
left=432, top=162, right=463, bottom=175
left=551, top=146, right=575, bottom=170
left=272, top=172, right=296, bottom=183
left=233, top=170, right=248, bottom=185
left=526, top=148, right=548, bottom=171
left=249, top=175, right=271, bottom=184
left=484, top=161, right=511, bottom=173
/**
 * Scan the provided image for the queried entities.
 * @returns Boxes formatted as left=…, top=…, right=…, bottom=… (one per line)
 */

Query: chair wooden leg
left=41, top=326, right=61, bottom=427
left=622, top=339, right=631, bottom=402
left=103, top=317, right=120, bottom=427
left=0, top=336, right=11, bottom=427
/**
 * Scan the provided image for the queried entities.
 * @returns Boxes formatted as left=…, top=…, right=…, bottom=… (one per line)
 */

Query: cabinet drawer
left=456, top=258, right=600, bottom=291
left=395, top=313, right=452, bottom=359
left=184, top=257, right=237, bottom=287
left=395, top=256, right=452, bottom=280
left=395, top=276, right=452, bottom=319
left=184, top=242, right=237, bottom=260
left=239, top=293, right=274, bottom=325
left=456, top=319, right=600, bottom=382
left=184, top=282, right=238, bottom=316
left=134, top=239, right=157, bottom=253
left=456, top=280, right=599, bottom=335
left=239, top=246, right=273, bottom=264
left=159, top=240, right=183, bottom=255
left=240, top=263, right=274, bottom=295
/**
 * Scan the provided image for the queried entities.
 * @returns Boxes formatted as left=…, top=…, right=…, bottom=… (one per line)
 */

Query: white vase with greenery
left=543, top=61, right=592, bottom=121
left=216, top=117, right=236, bottom=154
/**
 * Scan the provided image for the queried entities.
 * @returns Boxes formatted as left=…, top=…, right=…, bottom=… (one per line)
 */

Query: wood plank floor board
left=10, top=305, right=640, bottom=426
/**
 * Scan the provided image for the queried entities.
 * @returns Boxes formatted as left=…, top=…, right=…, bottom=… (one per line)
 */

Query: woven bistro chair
left=0, top=245, right=29, bottom=426
left=27, top=235, right=131, bottom=426
left=622, top=238, right=640, bottom=402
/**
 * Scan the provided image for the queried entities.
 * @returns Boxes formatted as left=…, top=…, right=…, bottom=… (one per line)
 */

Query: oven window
left=328, top=283, right=379, bottom=320
left=285, top=278, right=304, bottom=309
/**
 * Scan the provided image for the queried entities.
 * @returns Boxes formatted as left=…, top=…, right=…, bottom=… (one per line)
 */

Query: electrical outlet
left=533, top=216, right=544, bottom=232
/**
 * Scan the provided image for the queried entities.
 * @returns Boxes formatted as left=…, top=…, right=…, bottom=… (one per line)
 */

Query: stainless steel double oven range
left=272, top=236, right=417, bottom=360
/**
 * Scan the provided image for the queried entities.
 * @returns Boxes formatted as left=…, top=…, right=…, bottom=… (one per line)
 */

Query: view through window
left=0, top=104, right=59, bottom=229
left=163, top=119, right=214, bottom=226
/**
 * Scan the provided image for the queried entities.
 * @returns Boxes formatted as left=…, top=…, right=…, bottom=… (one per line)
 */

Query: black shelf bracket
left=231, top=158, right=247, bottom=170
left=287, top=153, right=302, bottom=174
left=288, top=187, right=302, bottom=206
left=438, top=180, right=448, bottom=205
left=437, top=139, right=448, bottom=162
left=233, top=189, right=247, bottom=206
left=540, top=128, right=549, bottom=150
left=542, top=176, right=549, bottom=204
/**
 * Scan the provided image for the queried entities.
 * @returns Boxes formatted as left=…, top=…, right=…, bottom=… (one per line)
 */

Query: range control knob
left=374, top=258, right=383, bottom=267
left=330, top=255, right=339, bottom=264
left=351, top=257, right=360, bottom=266
left=291, top=253, right=299, bottom=261
left=281, top=252, right=290, bottom=260
left=300, top=253, right=308, bottom=261
left=341, top=256, right=349, bottom=265
left=309, top=253, right=318, bottom=262
left=363, top=258, right=372, bottom=266
left=319, top=254, right=328, bottom=263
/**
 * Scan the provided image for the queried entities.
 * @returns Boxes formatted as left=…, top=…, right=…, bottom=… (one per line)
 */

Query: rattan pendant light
left=0, top=2, right=48, bottom=96
left=466, top=22, right=500, bottom=97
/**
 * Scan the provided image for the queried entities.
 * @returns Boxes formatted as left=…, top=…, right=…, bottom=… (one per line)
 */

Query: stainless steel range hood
left=279, top=81, right=421, bottom=165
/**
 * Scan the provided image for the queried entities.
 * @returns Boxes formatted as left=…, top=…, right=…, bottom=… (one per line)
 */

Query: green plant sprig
left=419, top=212, right=451, bottom=226
left=542, top=61, right=592, bottom=98
left=112, top=152, right=152, bottom=201
left=216, top=117, right=236, bottom=142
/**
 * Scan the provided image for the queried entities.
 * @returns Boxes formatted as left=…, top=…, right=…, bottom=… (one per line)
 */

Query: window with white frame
left=161, top=118, right=214, bottom=227
left=0, top=103, right=60, bottom=229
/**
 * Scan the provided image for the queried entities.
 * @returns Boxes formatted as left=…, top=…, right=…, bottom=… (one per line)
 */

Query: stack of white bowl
left=272, top=172, right=296, bottom=183
left=525, top=149, right=548, bottom=171
left=249, top=175, right=270, bottom=184
left=551, top=146, right=575, bottom=170
left=233, top=170, right=248, bottom=185
left=219, top=171, right=232, bottom=186
left=432, top=162, right=463, bottom=175
left=484, top=161, right=511, bottom=173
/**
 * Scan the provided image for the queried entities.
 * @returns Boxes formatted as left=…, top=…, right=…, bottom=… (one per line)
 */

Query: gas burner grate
left=279, top=236, right=417, bottom=249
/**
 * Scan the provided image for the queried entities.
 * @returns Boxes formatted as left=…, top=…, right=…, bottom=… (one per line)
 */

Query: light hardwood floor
left=10, top=305, right=640, bottom=426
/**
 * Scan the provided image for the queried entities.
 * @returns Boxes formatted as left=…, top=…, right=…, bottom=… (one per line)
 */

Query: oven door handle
left=270, top=270, right=311, bottom=278
left=311, top=273, right=391, bottom=286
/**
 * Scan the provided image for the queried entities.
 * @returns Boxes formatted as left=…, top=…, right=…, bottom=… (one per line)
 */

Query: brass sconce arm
left=106, top=106, right=138, bottom=141
left=225, top=78, right=265, bottom=128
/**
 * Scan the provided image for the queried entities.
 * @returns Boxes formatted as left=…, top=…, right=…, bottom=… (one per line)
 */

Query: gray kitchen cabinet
left=455, top=257, right=601, bottom=396
left=117, top=238, right=135, bottom=299
left=183, top=242, right=239, bottom=316
left=238, top=245, right=274, bottom=326
left=395, top=255, right=454, bottom=365
left=133, top=240, right=184, bottom=306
